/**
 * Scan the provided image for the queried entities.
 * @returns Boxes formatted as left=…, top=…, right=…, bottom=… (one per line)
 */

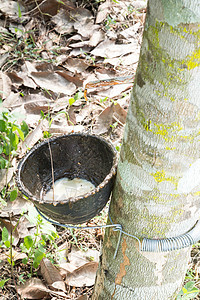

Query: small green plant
left=1, top=226, right=14, bottom=260
left=105, top=15, right=117, bottom=30
left=0, top=278, right=10, bottom=289
left=100, top=97, right=109, bottom=103
left=20, top=207, right=59, bottom=275
left=110, top=121, right=118, bottom=129
left=176, top=281, right=200, bottom=299
left=1, top=208, right=58, bottom=272
left=0, top=105, right=28, bottom=169
left=69, top=90, right=84, bottom=106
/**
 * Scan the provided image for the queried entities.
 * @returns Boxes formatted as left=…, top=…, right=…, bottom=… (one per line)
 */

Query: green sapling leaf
left=4, top=240, right=10, bottom=248
left=22, top=257, right=28, bottom=265
left=15, top=126, right=25, bottom=141
left=74, top=91, right=84, bottom=101
left=33, top=249, right=45, bottom=268
left=69, top=97, right=75, bottom=106
left=21, top=121, right=29, bottom=138
left=10, top=189, right=18, bottom=201
left=2, top=227, right=9, bottom=242
left=0, top=278, right=9, bottom=289
left=24, top=235, right=34, bottom=250
left=0, top=120, right=6, bottom=132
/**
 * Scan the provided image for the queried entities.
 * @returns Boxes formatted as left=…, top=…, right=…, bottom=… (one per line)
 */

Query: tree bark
left=92, top=0, right=200, bottom=299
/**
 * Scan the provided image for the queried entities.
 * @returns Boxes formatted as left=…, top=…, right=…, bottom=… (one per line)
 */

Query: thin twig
left=22, top=0, right=47, bottom=15
left=48, top=140, right=55, bottom=202
left=9, top=213, right=20, bottom=300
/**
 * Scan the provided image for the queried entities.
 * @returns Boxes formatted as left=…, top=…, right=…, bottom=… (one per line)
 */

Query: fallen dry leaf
left=75, top=103, right=95, bottom=124
left=40, top=258, right=66, bottom=292
left=0, top=167, right=15, bottom=191
left=24, top=61, right=37, bottom=73
left=21, top=120, right=44, bottom=155
left=68, top=106, right=77, bottom=125
left=0, top=71, right=12, bottom=99
left=30, top=0, right=75, bottom=17
left=0, top=53, right=9, bottom=68
left=93, top=102, right=127, bottom=134
left=59, top=247, right=100, bottom=277
left=7, top=71, right=24, bottom=86
left=65, top=262, right=98, bottom=287
left=59, top=262, right=77, bottom=276
left=56, top=71, right=83, bottom=88
left=93, top=104, right=114, bottom=134
left=95, top=0, right=110, bottom=24
left=0, top=197, right=33, bottom=218
left=55, top=54, right=68, bottom=66
left=11, top=249, right=27, bottom=262
left=68, top=248, right=100, bottom=268
left=24, top=94, right=53, bottom=114
left=96, top=83, right=132, bottom=99
left=0, top=252, right=8, bottom=268
left=18, top=278, right=49, bottom=299
left=113, top=103, right=127, bottom=124
left=51, top=281, right=66, bottom=291
left=29, top=71, right=76, bottom=95
left=0, top=249, right=26, bottom=266
left=53, top=6, right=95, bottom=37
left=119, top=53, right=139, bottom=66
left=64, top=57, right=89, bottom=74
left=2, top=92, right=21, bottom=109
left=132, top=0, right=147, bottom=10
left=69, top=46, right=92, bottom=57
left=17, top=215, right=33, bottom=238
left=52, top=9, right=75, bottom=35
left=73, top=8, right=94, bottom=38
left=52, top=97, right=69, bottom=112
left=89, top=29, right=105, bottom=47
left=91, top=39, right=138, bottom=59
left=120, top=23, right=141, bottom=39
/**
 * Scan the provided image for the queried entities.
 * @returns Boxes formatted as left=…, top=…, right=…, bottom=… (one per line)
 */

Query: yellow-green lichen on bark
left=186, top=48, right=200, bottom=70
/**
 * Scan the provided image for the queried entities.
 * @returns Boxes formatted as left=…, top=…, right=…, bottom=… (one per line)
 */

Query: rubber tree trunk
left=92, top=1, right=200, bottom=299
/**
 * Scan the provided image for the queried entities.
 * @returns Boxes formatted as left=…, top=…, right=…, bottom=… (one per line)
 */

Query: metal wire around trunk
left=36, top=206, right=200, bottom=256
left=141, top=220, right=200, bottom=252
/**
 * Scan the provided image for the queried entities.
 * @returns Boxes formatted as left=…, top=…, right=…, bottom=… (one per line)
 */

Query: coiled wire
left=141, top=220, right=200, bottom=252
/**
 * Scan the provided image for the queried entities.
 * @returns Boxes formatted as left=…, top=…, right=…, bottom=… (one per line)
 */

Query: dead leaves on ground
left=17, top=278, right=49, bottom=299
left=93, top=102, right=127, bottom=134
left=40, top=258, right=66, bottom=292
left=0, top=0, right=144, bottom=141
left=66, top=261, right=98, bottom=287
left=17, top=248, right=100, bottom=299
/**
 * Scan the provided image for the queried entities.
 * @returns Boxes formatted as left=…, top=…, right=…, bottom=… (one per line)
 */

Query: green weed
left=0, top=278, right=10, bottom=289
left=177, top=281, right=200, bottom=299
left=0, top=104, right=28, bottom=169
left=20, top=206, right=59, bottom=274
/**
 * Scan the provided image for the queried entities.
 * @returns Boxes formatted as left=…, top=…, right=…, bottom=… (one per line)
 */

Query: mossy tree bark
left=92, top=0, right=200, bottom=299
